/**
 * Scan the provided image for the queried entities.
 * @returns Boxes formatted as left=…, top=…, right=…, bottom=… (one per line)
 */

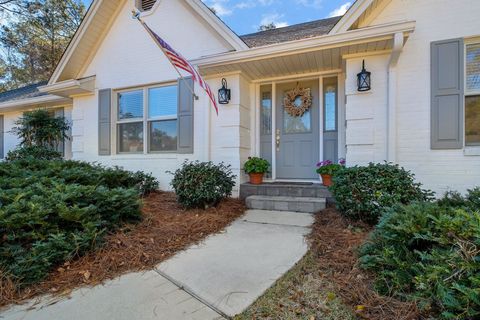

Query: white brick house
left=0, top=0, right=478, bottom=196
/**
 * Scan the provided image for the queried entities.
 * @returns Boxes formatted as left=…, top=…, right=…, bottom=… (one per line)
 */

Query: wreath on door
left=283, top=84, right=312, bottom=117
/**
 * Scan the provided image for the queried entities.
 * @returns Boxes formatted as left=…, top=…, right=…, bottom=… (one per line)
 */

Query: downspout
left=386, top=32, right=404, bottom=162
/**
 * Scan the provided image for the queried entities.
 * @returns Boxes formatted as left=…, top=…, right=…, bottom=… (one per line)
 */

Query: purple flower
left=316, top=160, right=333, bottom=167
left=339, top=158, right=346, bottom=166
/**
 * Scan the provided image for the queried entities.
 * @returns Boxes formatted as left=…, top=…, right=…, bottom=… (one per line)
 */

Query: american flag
left=142, top=22, right=218, bottom=115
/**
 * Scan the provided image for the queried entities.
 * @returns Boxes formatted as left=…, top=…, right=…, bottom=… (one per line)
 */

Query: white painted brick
left=345, top=0, right=480, bottom=195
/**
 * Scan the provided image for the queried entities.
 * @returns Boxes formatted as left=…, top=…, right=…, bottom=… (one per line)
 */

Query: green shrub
left=5, top=145, right=62, bottom=161
left=359, top=190, right=480, bottom=319
left=329, top=162, right=433, bottom=224
left=170, top=160, right=236, bottom=209
left=0, top=159, right=159, bottom=196
left=437, top=188, right=480, bottom=211
left=0, top=159, right=159, bottom=285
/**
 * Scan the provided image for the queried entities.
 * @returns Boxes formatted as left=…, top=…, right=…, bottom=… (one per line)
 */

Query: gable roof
left=48, top=0, right=248, bottom=85
left=329, top=0, right=391, bottom=34
left=240, top=16, right=341, bottom=48
left=0, top=82, right=48, bottom=103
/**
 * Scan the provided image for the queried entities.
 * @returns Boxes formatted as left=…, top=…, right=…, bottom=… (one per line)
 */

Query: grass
left=235, top=252, right=355, bottom=320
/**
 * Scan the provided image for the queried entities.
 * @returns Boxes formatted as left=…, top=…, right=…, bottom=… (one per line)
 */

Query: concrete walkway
left=0, top=210, right=314, bottom=320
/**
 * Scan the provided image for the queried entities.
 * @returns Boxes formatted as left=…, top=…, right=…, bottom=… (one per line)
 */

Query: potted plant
left=244, top=157, right=270, bottom=185
left=316, top=158, right=345, bottom=187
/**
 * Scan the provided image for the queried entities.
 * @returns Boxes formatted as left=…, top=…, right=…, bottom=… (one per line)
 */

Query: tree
left=0, top=0, right=85, bottom=90
left=258, top=23, right=277, bottom=31
left=208, top=6, right=217, bottom=15
left=11, top=109, right=70, bottom=148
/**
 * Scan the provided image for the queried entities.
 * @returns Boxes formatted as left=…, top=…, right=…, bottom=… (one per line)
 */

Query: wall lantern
left=357, top=60, right=371, bottom=92
left=218, top=78, right=231, bottom=104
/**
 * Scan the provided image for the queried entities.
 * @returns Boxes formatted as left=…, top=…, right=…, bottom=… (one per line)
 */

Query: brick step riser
left=246, top=197, right=326, bottom=214
left=240, top=186, right=331, bottom=200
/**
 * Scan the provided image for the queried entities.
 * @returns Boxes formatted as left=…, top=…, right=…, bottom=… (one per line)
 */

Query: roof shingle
left=0, top=81, right=48, bottom=104
left=240, top=16, right=341, bottom=48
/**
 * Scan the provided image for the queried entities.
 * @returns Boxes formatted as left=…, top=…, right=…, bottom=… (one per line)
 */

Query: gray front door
left=276, top=80, right=319, bottom=179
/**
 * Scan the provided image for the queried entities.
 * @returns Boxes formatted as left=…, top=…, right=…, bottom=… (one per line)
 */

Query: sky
left=82, top=0, right=353, bottom=35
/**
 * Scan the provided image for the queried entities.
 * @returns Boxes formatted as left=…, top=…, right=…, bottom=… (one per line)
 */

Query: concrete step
left=245, top=195, right=326, bottom=213
left=240, top=182, right=332, bottom=200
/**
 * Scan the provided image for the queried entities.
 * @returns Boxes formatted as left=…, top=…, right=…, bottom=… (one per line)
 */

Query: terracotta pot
left=320, top=174, right=333, bottom=187
left=249, top=172, right=264, bottom=185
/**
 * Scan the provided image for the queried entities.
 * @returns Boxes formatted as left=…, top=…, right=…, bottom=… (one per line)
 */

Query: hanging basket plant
left=283, top=85, right=312, bottom=117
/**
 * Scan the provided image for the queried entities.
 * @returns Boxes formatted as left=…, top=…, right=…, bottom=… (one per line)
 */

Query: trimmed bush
left=170, top=160, right=236, bottom=209
left=0, top=159, right=158, bottom=285
left=5, top=145, right=62, bottom=161
left=329, top=162, right=433, bottom=224
left=359, top=189, right=480, bottom=319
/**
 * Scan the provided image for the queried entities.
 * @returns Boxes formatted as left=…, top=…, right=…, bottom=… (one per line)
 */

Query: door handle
left=276, top=129, right=280, bottom=151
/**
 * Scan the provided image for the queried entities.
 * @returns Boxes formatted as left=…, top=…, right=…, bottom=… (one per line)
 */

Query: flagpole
left=132, top=10, right=199, bottom=100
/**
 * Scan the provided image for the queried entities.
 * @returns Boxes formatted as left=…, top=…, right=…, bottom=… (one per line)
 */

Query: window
left=148, top=86, right=178, bottom=152
left=283, top=88, right=312, bottom=134
left=116, top=84, right=178, bottom=153
left=323, top=78, right=338, bottom=132
left=260, top=89, right=272, bottom=135
left=466, top=43, right=480, bottom=146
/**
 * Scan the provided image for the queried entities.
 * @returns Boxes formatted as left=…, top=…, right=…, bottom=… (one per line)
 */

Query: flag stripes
left=142, top=22, right=219, bottom=115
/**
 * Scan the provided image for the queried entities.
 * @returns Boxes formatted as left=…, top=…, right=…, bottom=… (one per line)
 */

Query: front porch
left=198, top=21, right=413, bottom=185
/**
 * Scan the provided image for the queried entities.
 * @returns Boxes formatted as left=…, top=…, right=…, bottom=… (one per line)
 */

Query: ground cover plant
left=359, top=188, right=480, bottom=319
left=0, top=192, right=245, bottom=308
left=170, top=160, right=236, bottom=209
left=330, top=162, right=434, bottom=224
left=5, top=145, right=63, bottom=161
left=0, top=159, right=158, bottom=287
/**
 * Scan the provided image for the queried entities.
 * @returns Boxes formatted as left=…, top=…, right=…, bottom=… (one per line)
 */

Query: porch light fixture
left=218, top=78, right=231, bottom=104
left=357, top=60, right=371, bottom=92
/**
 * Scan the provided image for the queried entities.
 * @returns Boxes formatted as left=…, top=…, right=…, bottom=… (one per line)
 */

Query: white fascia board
left=48, top=0, right=103, bottom=85
left=40, top=76, right=96, bottom=97
left=192, top=20, right=415, bottom=68
left=0, top=95, right=72, bottom=112
left=185, top=0, right=249, bottom=51
left=329, top=0, right=374, bottom=34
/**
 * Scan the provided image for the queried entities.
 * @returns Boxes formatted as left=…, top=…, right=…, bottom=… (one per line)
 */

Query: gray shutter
left=98, top=89, right=112, bottom=155
left=54, top=108, right=65, bottom=157
left=177, top=77, right=194, bottom=154
left=431, top=38, right=464, bottom=149
left=0, top=115, right=4, bottom=159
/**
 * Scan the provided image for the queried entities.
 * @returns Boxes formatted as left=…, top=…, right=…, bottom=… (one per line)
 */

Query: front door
left=276, top=80, right=319, bottom=179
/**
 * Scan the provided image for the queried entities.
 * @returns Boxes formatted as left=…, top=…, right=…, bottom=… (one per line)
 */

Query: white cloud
left=235, top=2, right=253, bottom=9
left=258, top=0, right=275, bottom=5
left=296, top=0, right=323, bottom=9
left=328, top=2, right=352, bottom=17
left=209, top=0, right=233, bottom=16
left=235, top=0, right=274, bottom=9
left=258, top=13, right=289, bottom=29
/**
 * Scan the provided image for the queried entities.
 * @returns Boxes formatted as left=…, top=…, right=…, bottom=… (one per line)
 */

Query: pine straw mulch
left=0, top=191, right=245, bottom=309
left=309, top=208, right=420, bottom=320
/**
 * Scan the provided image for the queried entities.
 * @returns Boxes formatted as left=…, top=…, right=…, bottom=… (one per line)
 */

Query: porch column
left=386, top=32, right=405, bottom=162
